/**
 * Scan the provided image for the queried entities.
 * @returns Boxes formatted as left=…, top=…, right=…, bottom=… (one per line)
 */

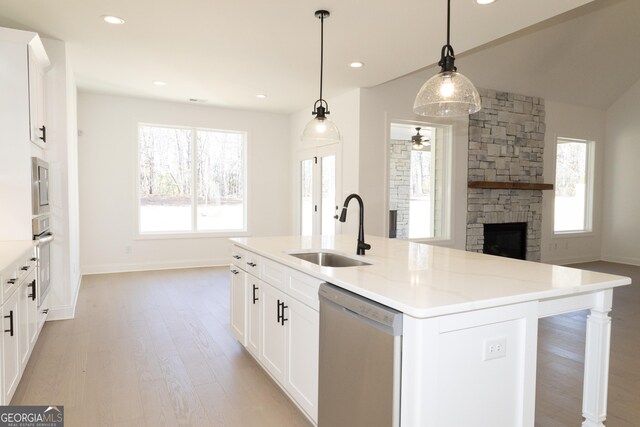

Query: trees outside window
left=554, top=138, right=593, bottom=233
left=139, top=124, right=246, bottom=234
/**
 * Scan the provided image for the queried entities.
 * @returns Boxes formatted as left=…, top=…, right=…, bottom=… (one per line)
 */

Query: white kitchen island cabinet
left=230, top=234, right=630, bottom=427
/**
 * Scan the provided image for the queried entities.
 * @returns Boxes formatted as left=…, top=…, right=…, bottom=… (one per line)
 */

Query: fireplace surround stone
left=466, top=89, right=545, bottom=261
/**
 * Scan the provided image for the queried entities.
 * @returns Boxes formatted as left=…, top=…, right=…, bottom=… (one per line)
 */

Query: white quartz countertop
left=0, top=240, right=35, bottom=272
left=230, top=234, right=631, bottom=319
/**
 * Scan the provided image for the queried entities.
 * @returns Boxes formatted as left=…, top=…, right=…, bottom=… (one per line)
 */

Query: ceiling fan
left=411, top=127, right=430, bottom=150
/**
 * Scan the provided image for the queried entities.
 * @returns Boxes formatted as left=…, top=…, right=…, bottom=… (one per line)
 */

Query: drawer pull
left=21, top=266, right=29, bottom=271
left=4, top=310, right=14, bottom=336
left=232, top=255, right=242, bottom=260
left=252, top=284, right=259, bottom=304
left=230, top=269, right=239, bottom=275
left=28, top=280, right=36, bottom=301
left=247, top=262, right=257, bottom=267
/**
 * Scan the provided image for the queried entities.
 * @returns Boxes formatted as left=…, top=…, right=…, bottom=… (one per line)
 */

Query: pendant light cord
left=446, top=0, right=451, bottom=47
left=319, top=13, right=324, bottom=103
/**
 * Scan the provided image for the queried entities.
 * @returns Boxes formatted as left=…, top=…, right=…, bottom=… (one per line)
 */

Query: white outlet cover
left=483, top=336, right=507, bottom=361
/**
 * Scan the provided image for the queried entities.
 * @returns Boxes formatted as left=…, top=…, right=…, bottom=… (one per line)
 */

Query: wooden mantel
left=468, top=181, right=554, bottom=190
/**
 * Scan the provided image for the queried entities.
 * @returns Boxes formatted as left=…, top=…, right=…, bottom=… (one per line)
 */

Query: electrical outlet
left=483, top=337, right=507, bottom=361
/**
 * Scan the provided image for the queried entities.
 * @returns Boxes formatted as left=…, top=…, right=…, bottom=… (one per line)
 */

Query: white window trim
left=386, top=120, right=453, bottom=243
left=135, top=123, right=248, bottom=238
left=553, top=137, right=594, bottom=235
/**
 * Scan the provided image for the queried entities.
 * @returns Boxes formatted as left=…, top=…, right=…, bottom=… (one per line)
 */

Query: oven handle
left=35, top=233, right=54, bottom=245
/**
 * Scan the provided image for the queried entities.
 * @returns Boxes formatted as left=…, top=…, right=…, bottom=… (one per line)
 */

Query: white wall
left=602, top=79, right=640, bottom=265
left=78, top=93, right=291, bottom=274
left=359, top=76, right=469, bottom=249
left=541, top=100, right=606, bottom=264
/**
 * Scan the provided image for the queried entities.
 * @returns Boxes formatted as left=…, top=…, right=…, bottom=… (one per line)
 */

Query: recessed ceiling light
left=350, top=62, right=364, bottom=68
left=153, top=81, right=167, bottom=86
left=475, top=0, right=496, bottom=5
left=256, top=94, right=267, bottom=99
left=102, top=15, right=125, bottom=25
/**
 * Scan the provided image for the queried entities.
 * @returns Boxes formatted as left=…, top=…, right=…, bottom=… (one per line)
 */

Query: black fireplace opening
left=483, top=222, right=527, bottom=260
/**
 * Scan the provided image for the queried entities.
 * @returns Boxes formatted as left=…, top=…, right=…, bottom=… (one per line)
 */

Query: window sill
left=552, top=231, right=594, bottom=238
left=135, top=230, right=250, bottom=240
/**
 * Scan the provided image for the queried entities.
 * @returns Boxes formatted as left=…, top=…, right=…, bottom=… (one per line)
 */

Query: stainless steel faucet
left=336, top=193, right=371, bottom=255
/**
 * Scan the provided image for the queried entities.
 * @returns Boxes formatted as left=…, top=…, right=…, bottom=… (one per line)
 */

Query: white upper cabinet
left=28, top=44, right=49, bottom=148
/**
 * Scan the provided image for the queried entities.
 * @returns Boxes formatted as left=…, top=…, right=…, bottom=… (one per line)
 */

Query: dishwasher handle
left=319, top=283, right=402, bottom=336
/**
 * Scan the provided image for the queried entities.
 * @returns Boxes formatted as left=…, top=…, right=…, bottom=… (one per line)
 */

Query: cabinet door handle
left=21, top=265, right=29, bottom=271
left=30, top=257, right=37, bottom=262
left=7, top=278, right=17, bottom=285
left=28, top=279, right=37, bottom=301
left=232, top=255, right=241, bottom=260
left=281, top=303, right=288, bottom=326
left=277, top=299, right=283, bottom=324
left=4, top=310, right=14, bottom=336
left=252, top=284, right=259, bottom=304
left=230, top=269, right=239, bottom=275
left=39, top=125, right=46, bottom=142
left=247, top=262, right=257, bottom=268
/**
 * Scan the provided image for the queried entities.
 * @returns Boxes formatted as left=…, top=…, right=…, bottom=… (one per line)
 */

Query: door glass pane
left=301, top=159, right=313, bottom=236
left=196, top=130, right=245, bottom=231
left=554, top=141, right=588, bottom=232
left=409, top=150, right=433, bottom=238
left=321, top=155, right=336, bottom=235
left=139, top=126, right=192, bottom=232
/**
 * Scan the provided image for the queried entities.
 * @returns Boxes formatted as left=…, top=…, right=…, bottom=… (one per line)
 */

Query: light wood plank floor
left=535, top=261, right=640, bottom=427
left=12, top=262, right=639, bottom=426
left=12, top=268, right=313, bottom=427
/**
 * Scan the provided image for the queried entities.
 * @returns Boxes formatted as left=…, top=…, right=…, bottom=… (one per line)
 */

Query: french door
left=300, top=146, right=338, bottom=236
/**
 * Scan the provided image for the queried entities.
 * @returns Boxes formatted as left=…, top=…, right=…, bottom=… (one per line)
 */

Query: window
left=138, top=124, right=246, bottom=234
left=554, top=137, right=593, bottom=233
left=388, top=122, right=451, bottom=240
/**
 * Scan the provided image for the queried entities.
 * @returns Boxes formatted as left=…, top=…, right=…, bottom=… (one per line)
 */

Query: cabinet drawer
left=1, top=250, right=35, bottom=305
left=287, top=270, right=323, bottom=311
left=231, top=245, right=247, bottom=270
left=245, top=252, right=260, bottom=277
left=260, top=257, right=286, bottom=290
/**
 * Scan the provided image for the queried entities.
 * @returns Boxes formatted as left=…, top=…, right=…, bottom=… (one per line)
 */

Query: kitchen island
left=229, top=234, right=630, bottom=427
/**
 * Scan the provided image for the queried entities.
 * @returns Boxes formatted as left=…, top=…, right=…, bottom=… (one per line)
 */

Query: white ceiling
left=1, top=0, right=626, bottom=114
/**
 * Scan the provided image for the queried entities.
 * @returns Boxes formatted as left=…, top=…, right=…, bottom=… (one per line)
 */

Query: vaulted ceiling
left=1, top=0, right=634, bottom=113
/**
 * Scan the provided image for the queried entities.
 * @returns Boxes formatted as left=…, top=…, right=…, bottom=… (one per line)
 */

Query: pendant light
left=413, top=0, right=481, bottom=117
left=301, top=10, right=341, bottom=144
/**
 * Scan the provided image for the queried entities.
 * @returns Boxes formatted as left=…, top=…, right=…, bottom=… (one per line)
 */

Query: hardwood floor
left=12, top=262, right=639, bottom=426
left=12, top=268, right=312, bottom=427
left=535, top=261, right=640, bottom=427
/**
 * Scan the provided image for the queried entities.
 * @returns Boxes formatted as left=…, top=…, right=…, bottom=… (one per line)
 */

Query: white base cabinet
left=0, top=245, right=43, bottom=405
left=1, top=287, right=21, bottom=404
left=230, top=244, right=321, bottom=424
left=229, top=266, right=246, bottom=345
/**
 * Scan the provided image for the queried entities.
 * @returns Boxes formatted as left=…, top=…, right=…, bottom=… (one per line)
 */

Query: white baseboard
left=81, top=257, right=229, bottom=275
left=542, top=256, right=601, bottom=266
left=600, top=254, right=640, bottom=267
left=47, top=274, right=82, bottom=321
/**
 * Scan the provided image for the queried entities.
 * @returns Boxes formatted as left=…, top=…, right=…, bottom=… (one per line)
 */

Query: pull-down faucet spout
left=336, top=193, right=371, bottom=255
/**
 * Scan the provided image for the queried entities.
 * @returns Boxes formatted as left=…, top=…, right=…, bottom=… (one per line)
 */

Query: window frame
left=135, top=123, right=248, bottom=238
left=553, top=137, right=595, bottom=235
left=387, top=121, right=453, bottom=243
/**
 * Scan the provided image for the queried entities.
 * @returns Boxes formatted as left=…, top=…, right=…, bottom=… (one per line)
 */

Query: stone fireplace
left=465, top=89, right=547, bottom=261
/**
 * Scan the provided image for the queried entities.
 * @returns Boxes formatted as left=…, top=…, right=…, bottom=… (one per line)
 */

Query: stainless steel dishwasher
left=318, top=283, right=403, bottom=427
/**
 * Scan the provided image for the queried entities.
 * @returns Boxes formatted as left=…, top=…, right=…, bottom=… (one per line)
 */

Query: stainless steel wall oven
left=32, top=214, right=53, bottom=307
left=31, top=157, right=50, bottom=215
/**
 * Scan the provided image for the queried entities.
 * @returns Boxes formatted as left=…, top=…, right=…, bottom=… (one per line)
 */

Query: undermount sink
left=288, top=251, right=372, bottom=268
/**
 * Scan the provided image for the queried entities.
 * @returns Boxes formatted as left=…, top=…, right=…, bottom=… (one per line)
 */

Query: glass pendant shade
left=302, top=115, right=341, bottom=144
left=414, top=70, right=481, bottom=117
